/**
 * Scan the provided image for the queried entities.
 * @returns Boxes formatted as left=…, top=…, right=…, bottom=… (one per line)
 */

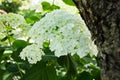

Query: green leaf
left=41, top=1, right=60, bottom=11
left=26, top=13, right=42, bottom=24
left=77, top=71, right=92, bottom=80
left=19, top=10, right=42, bottom=25
left=57, top=55, right=67, bottom=67
left=11, top=40, right=28, bottom=61
left=42, top=42, right=54, bottom=55
left=21, top=61, right=58, bottom=80
left=51, top=5, right=60, bottom=10
left=83, top=54, right=97, bottom=64
left=90, top=65, right=101, bottom=80
left=24, top=10, right=36, bottom=18
left=62, top=0, right=75, bottom=6
left=0, top=47, right=5, bottom=58
left=42, top=55, right=57, bottom=61
left=58, top=54, right=77, bottom=77
left=5, top=63, right=18, bottom=73
left=11, top=49, right=24, bottom=62
left=66, top=54, right=77, bottom=77
left=12, top=40, right=28, bottom=49
left=26, top=18, right=35, bottom=25
left=0, top=69, right=4, bottom=80
left=72, top=54, right=84, bottom=68
left=19, top=62, right=30, bottom=70
left=0, top=36, right=8, bottom=42
left=0, top=53, right=11, bottom=61
left=4, top=73, right=14, bottom=80
left=41, top=1, right=51, bottom=11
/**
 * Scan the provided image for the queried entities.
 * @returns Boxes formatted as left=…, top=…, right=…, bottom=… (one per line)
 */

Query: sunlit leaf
left=41, top=1, right=60, bottom=11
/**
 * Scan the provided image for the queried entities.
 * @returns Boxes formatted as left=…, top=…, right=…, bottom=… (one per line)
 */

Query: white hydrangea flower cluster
left=19, top=44, right=45, bottom=64
left=0, top=13, right=25, bottom=28
left=28, top=10, right=98, bottom=57
left=0, top=13, right=30, bottom=39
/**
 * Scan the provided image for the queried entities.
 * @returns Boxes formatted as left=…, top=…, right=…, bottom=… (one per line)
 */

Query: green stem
left=16, top=62, right=23, bottom=77
left=52, top=0, right=55, bottom=5
left=6, top=26, right=12, bottom=47
left=6, top=25, right=23, bottom=77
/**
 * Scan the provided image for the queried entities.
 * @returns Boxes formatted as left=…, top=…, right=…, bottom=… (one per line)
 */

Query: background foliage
left=0, top=0, right=22, bottom=13
left=0, top=0, right=100, bottom=80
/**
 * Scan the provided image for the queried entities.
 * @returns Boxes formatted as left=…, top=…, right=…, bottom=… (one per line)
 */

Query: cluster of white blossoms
left=0, top=13, right=25, bottom=28
left=20, top=10, right=98, bottom=64
left=0, top=13, right=30, bottom=39
left=0, top=13, right=25, bottom=36
left=29, top=10, right=97, bottom=57
left=19, top=44, right=45, bottom=64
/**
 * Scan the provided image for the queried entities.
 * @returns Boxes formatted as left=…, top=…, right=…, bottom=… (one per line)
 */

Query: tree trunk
left=73, top=0, right=120, bottom=80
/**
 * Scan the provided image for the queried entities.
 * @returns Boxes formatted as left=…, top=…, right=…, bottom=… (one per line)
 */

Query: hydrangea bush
left=20, top=10, right=98, bottom=64
left=0, top=1, right=100, bottom=80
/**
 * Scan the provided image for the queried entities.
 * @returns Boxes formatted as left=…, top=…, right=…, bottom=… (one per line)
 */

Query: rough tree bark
left=73, top=0, right=120, bottom=80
